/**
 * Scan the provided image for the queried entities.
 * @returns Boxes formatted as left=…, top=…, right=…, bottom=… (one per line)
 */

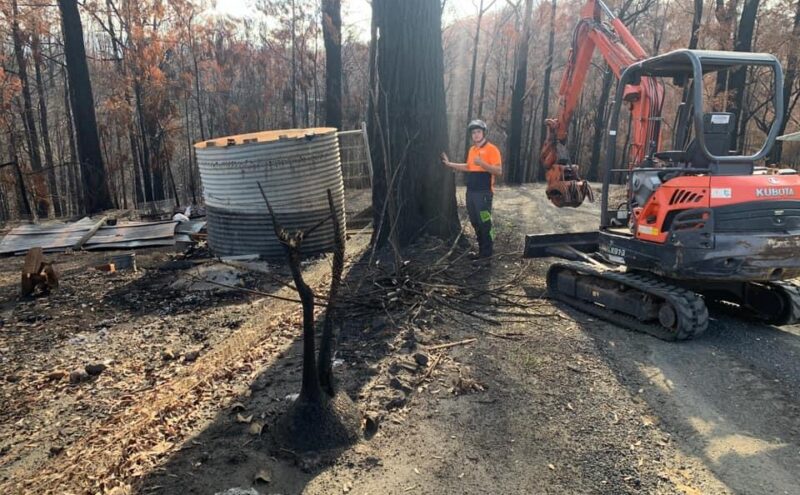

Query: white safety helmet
left=467, top=119, right=488, bottom=134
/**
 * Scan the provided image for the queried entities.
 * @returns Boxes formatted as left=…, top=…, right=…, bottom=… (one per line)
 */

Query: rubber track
left=704, top=281, right=800, bottom=326
left=547, top=261, right=709, bottom=341
left=768, top=281, right=800, bottom=326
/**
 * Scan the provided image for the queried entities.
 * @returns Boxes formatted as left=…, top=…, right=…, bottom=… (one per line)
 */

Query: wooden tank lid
left=194, top=127, right=337, bottom=149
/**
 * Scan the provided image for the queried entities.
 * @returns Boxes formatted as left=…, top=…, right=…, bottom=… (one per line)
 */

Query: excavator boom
left=542, top=0, right=664, bottom=207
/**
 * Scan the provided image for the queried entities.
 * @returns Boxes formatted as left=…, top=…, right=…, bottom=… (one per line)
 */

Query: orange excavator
left=525, top=0, right=800, bottom=340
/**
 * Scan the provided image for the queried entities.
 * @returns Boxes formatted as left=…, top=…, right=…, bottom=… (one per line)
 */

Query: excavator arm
left=542, top=0, right=664, bottom=207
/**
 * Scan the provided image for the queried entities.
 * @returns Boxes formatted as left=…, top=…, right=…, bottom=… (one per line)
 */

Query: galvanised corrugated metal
left=195, top=128, right=346, bottom=258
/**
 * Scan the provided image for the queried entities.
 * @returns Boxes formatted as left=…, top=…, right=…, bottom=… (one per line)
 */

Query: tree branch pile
left=338, top=235, right=560, bottom=335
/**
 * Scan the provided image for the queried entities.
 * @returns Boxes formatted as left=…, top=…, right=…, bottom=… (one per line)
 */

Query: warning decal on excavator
left=711, top=188, right=732, bottom=199
left=710, top=114, right=731, bottom=124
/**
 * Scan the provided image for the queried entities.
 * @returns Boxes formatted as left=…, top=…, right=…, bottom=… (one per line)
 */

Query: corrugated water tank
left=195, top=128, right=346, bottom=258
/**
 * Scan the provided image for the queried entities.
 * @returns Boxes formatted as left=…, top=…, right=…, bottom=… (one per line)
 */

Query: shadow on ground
left=556, top=301, right=800, bottom=494
left=135, top=247, right=420, bottom=494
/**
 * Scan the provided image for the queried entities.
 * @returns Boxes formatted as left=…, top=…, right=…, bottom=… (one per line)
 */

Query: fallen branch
left=420, top=353, right=444, bottom=381
left=426, top=338, right=477, bottom=351
left=475, top=329, right=522, bottom=341
left=73, top=215, right=108, bottom=250
left=182, top=273, right=327, bottom=307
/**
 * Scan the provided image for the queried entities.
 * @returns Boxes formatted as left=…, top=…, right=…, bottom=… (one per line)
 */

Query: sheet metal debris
left=0, top=218, right=181, bottom=255
left=0, top=217, right=97, bottom=255
left=175, top=219, right=207, bottom=243
left=84, top=220, right=178, bottom=250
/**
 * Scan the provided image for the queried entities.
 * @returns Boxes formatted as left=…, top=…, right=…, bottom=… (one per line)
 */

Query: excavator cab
left=658, top=112, right=739, bottom=170
left=600, top=49, right=789, bottom=232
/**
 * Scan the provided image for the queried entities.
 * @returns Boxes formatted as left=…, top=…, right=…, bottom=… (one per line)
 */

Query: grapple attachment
left=545, top=164, right=595, bottom=207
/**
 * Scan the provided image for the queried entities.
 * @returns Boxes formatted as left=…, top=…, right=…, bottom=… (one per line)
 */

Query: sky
left=210, top=0, right=491, bottom=40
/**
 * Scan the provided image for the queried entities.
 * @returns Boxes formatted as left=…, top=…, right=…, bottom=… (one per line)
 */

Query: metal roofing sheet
left=0, top=217, right=97, bottom=255
left=84, top=221, right=178, bottom=250
left=0, top=218, right=178, bottom=255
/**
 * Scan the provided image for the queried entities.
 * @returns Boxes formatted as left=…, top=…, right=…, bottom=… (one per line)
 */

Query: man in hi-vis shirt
left=441, top=119, right=503, bottom=261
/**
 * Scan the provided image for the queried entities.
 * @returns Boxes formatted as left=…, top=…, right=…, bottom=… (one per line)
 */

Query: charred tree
left=58, top=0, right=113, bottom=213
left=261, top=186, right=360, bottom=453
left=291, top=0, right=298, bottom=128
left=506, top=0, right=534, bottom=185
left=729, top=0, right=760, bottom=151
left=6, top=130, right=33, bottom=219
left=318, top=189, right=343, bottom=396
left=688, top=0, right=703, bottom=50
left=11, top=0, right=47, bottom=217
left=133, top=82, right=155, bottom=203
left=369, top=0, right=459, bottom=246
left=769, top=0, right=800, bottom=164
left=62, top=66, right=81, bottom=215
left=322, top=0, right=343, bottom=129
left=463, top=0, right=495, bottom=157
left=32, top=31, right=61, bottom=217
left=537, top=0, right=557, bottom=182
left=587, top=68, right=614, bottom=181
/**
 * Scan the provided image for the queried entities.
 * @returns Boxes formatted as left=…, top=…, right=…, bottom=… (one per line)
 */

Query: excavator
left=525, top=0, right=800, bottom=340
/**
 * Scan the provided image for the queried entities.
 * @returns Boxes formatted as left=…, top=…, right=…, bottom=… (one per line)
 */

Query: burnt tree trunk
left=769, top=0, right=800, bottom=163
left=588, top=68, right=614, bottom=181
left=133, top=82, right=154, bottom=202
left=11, top=0, right=47, bottom=217
left=369, top=0, right=459, bottom=246
left=291, top=0, right=298, bottom=127
left=506, top=0, right=534, bottom=184
left=62, top=66, right=81, bottom=215
left=7, top=130, right=33, bottom=219
left=184, top=97, right=199, bottom=204
left=189, top=17, right=207, bottom=141
left=318, top=190, right=344, bottom=396
left=688, top=0, right=703, bottom=50
left=475, top=8, right=513, bottom=121
left=729, top=0, right=760, bottom=151
left=132, top=133, right=144, bottom=206
left=714, top=0, right=739, bottom=96
left=262, top=187, right=359, bottom=453
left=464, top=0, right=488, bottom=157
left=322, top=0, right=343, bottom=129
left=32, top=31, right=61, bottom=217
left=58, top=0, right=113, bottom=213
left=537, top=0, right=557, bottom=182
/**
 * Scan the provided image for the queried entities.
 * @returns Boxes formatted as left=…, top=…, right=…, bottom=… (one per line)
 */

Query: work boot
left=472, top=255, right=492, bottom=267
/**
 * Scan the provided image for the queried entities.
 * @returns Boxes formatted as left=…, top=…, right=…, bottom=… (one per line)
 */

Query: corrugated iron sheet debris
left=84, top=221, right=178, bottom=250
left=0, top=218, right=179, bottom=255
left=0, top=218, right=97, bottom=255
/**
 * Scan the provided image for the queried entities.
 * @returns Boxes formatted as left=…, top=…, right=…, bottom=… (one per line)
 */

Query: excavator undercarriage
left=543, top=260, right=800, bottom=341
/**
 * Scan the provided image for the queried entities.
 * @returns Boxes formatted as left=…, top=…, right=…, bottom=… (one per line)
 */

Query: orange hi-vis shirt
left=466, top=141, right=501, bottom=192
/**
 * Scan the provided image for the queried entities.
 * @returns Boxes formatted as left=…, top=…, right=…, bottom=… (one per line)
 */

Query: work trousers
left=466, top=190, right=494, bottom=258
